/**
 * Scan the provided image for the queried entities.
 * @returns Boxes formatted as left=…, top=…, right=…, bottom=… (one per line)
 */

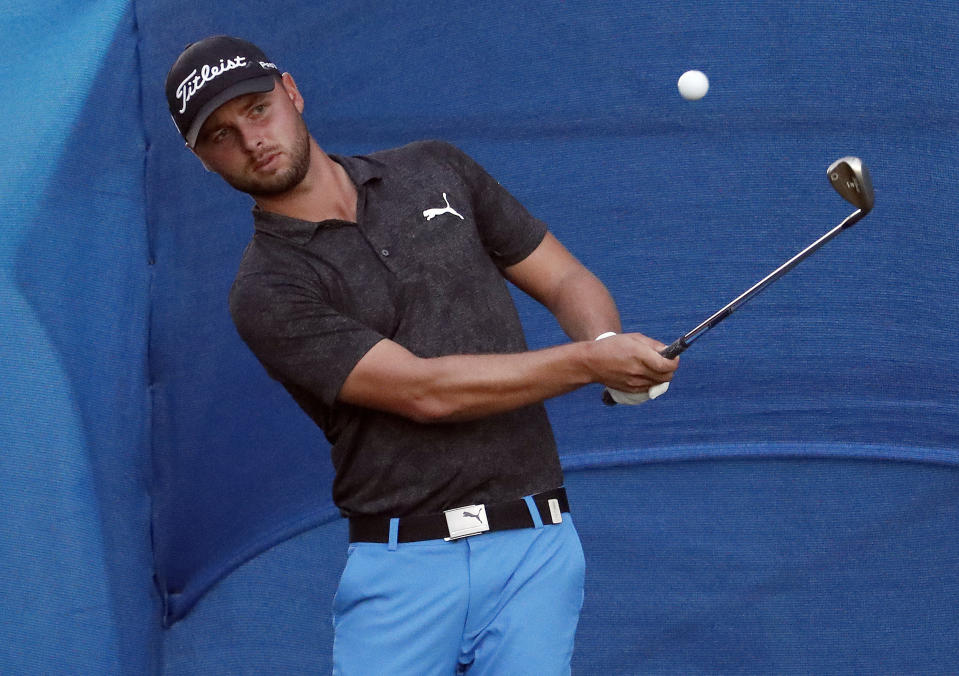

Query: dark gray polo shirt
left=229, top=141, right=563, bottom=518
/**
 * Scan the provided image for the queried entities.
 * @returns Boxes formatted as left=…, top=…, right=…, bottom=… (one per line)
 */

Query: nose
left=236, top=123, right=264, bottom=154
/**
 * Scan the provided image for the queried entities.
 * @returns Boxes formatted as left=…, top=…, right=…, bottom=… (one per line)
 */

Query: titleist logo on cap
left=175, top=56, right=278, bottom=114
left=165, top=36, right=280, bottom=146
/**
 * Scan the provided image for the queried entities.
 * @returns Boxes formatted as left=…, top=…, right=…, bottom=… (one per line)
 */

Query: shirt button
left=381, top=249, right=390, bottom=257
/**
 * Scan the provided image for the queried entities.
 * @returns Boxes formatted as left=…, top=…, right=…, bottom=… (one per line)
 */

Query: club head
left=827, top=157, right=874, bottom=214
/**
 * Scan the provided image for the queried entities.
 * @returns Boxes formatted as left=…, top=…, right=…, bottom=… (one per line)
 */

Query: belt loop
left=388, top=518, right=400, bottom=551
left=523, top=495, right=544, bottom=529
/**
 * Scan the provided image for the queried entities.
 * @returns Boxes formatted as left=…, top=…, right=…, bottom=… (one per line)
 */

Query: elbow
left=393, top=363, right=475, bottom=423
left=339, top=347, right=479, bottom=423
left=402, top=393, right=462, bottom=424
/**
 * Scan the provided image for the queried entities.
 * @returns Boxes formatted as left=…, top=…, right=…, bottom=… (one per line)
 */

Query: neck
left=253, top=138, right=357, bottom=222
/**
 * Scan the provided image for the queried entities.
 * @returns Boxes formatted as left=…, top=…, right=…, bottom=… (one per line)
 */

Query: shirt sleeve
left=437, top=142, right=548, bottom=268
left=229, top=265, right=385, bottom=409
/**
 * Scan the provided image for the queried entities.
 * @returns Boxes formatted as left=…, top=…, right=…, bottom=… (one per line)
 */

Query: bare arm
left=339, top=339, right=587, bottom=423
left=502, top=231, right=621, bottom=341
left=338, top=231, right=678, bottom=421
left=338, top=333, right=674, bottom=423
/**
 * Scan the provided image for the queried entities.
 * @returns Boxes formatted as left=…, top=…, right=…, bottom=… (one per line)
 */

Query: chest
left=300, top=181, right=511, bottom=352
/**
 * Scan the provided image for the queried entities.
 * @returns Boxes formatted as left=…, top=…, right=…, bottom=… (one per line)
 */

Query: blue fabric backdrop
left=2, top=1, right=957, bottom=673
left=0, top=2, right=157, bottom=673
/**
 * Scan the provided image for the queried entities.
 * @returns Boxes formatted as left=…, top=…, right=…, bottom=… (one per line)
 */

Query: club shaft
left=660, top=208, right=865, bottom=359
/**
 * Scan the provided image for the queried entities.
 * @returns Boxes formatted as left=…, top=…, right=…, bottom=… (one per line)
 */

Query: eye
left=250, top=103, right=269, bottom=117
left=209, top=128, right=231, bottom=144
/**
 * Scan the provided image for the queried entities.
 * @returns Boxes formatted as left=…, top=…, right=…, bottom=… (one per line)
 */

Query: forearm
left=413, top=344, right=596, bottom=421
left=546, top=265, right=622, bottom=342
left=502, top=232, right=621, bottom=341
left=340, top=339, right=596, bottom=423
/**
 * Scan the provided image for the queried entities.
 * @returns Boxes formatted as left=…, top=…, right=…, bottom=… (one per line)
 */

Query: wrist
left=579, top=331, right=617, bottom=384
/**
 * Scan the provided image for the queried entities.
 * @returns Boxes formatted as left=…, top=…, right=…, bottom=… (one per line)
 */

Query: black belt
left=348, top=487, right=570, bottom=543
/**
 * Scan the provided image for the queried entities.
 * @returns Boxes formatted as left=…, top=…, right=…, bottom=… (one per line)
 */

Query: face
left=192, top=74, right=311, bottom=197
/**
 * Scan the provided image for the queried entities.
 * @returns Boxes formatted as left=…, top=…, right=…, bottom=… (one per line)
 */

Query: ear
left=280, top=72, right=305, bottom=113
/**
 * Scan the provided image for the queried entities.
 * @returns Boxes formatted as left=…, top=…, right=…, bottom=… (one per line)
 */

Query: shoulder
left=367, top=140, right=473, bottom=172
left=228, top=237, right=312, bottom=323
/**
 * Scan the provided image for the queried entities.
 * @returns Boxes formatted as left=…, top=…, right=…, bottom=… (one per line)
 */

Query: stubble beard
left=226, top=118, right=312, bottom=198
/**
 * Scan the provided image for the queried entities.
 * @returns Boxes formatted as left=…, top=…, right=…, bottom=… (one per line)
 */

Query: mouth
left=252, top=152, right=281, bottom=172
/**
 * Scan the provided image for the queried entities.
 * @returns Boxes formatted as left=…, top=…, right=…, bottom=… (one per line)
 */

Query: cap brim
left=185, top=75, right=277, bottom=147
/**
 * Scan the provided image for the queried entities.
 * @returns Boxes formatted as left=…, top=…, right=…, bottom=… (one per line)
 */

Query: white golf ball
left=677, top=70, right=709, bottom=101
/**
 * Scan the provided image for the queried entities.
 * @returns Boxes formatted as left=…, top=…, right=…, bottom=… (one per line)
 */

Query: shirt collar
left=251, top=152, right=383, bottom=245
left=332, top=152, right=383, bottom=188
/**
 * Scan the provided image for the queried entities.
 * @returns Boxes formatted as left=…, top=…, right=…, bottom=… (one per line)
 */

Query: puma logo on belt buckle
left=444, top=504, right=489, bottom=540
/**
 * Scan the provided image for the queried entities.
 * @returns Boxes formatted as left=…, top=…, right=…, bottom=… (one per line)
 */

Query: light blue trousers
left=332, top=516, right=585, bottom=675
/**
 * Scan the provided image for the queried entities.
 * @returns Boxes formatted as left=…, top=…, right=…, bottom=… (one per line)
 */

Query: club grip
left=659, top=338, right=688, bottom=360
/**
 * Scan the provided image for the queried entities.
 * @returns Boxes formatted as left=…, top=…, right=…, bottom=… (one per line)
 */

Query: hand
left=593, top=332, right=678, bottom=404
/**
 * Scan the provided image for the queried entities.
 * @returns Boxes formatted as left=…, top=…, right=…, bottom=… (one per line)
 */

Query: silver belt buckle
left=444, top=503, right=490, bottom=541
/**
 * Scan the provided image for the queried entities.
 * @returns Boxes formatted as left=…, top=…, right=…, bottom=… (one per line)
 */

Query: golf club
left=603, top=156, right=873, bottom=406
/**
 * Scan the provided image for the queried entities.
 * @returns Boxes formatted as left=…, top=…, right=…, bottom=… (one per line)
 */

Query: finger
left=638, top=346, right=679, bottom=376
left=625, top=334, right=680, bottom=370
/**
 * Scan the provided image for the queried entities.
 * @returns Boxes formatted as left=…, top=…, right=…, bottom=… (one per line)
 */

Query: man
left=166, top=36, right=678, bottom=675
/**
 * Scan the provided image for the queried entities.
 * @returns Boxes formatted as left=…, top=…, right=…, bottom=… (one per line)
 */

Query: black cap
left=165, top=36, right=279, bottom=147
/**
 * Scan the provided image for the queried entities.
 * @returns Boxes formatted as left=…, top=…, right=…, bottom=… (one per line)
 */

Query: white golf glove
left=595, top=332, right=670, bottom=405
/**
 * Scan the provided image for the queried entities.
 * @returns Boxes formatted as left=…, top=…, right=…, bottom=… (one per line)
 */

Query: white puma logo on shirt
left=423, top=193, right=464, bottom=221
